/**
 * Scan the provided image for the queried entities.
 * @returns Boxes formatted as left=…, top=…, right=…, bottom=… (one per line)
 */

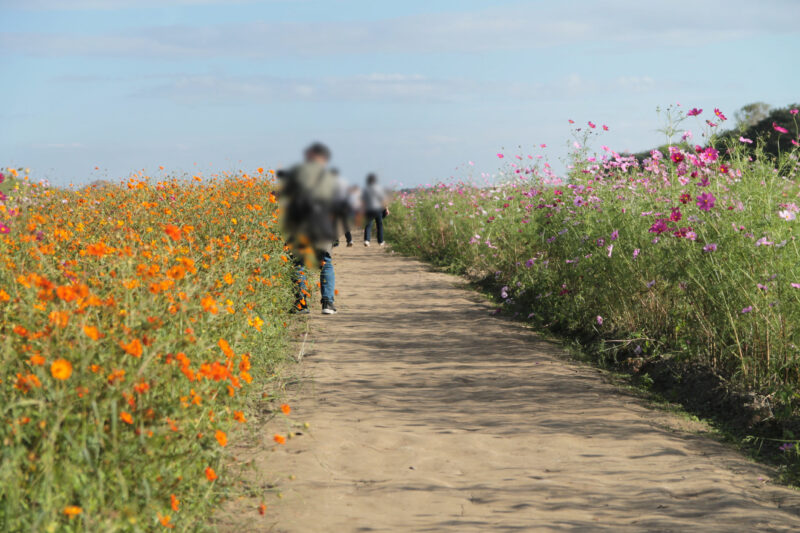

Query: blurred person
left=277, top=142, right=338, bottom=315
left=347, top=184, right=363, bottom=232
left=362, top=173, right=388, bottom=247
left=330, top=168, right=353, bottom=247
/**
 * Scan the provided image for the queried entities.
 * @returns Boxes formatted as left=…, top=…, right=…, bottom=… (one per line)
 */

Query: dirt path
left=222, top=244, right=800, bottom=532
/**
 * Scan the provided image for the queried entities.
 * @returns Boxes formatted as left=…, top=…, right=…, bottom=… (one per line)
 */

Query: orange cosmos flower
left=48, top=310, right=69, bottom=328
left=215, top=430, right=227, bottom=447
left=166, top=265, right=185, bottom=280
left=29, top=354, right=45, bottom=366
left=120, top=411, right=133, bottom=425
left=50, top=359, right=73, bottom=380
left=164, top=224, right=181, bottom=241
left=217, top=338, right=234, bottom=358
left=280, top=404, right=291, bottom=415
left=13, top=325, right=28, bottom=337
left=63, top=506, right=82, bottom=516
left=170, top=494, right=180, bottom=512
left=233, top=410, right=246, bottom=423
left=120, top=338, right=143, bottom=358
left=83, top=325, right=102, bottom=340
left=201, top=295, right=218, bottom=314
left=85, top=241, right=112, bottom=257
left=258, top=504, right=267, bottom=515
left=273, top=434, right=286, bottom=445
left=0, top=289, right=10, bottom=301
left=205, top=467, right=217, bottom=481
left=158, top=513, right=174, bottom=529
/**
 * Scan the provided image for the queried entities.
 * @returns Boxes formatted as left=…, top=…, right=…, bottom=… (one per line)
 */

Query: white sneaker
left=379, top=242, right=386, bottom=247
left=364, top=241, right=370, bottom=247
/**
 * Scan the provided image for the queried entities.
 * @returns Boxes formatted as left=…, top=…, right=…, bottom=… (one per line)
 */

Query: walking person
left=362, top=173, right=388, bottom=247
left=277, top=142, right=338, bottom=315
left=330, top=168, right=353, bottom=247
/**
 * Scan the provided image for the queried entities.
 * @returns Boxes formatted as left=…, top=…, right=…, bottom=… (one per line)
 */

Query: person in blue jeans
left=362, top=173, right=388, bottom=247
left=293, top=249, right=335, bottom=313
left=277, top=142, right=338, bottom=315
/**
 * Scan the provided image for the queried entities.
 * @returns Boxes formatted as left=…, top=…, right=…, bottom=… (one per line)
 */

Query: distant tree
left=734, top=102, right=771, bottom=129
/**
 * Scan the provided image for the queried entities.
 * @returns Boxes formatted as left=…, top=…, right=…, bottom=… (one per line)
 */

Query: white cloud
left=1, top=0, right=263, bottom=9
left=123, top=71, right=663, bottom=105
left=1, top=0, right=797, bottom=58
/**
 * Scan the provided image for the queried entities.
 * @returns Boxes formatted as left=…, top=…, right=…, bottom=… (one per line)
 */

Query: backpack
left=285, top=167, right=336, bottom=244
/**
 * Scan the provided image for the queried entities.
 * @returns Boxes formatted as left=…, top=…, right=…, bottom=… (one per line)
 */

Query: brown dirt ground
left=217, top=242, right=800, bottom=532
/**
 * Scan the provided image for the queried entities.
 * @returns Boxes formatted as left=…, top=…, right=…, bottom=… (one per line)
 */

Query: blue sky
left=1, top=0, right=798, bottom=187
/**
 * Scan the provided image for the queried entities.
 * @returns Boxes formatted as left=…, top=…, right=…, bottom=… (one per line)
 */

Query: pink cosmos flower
left=649, top=219, right=670, bottom=234
left=714, top=108, right=727, bottom=121
left=791, top=109, right=799, bottom=115
left=497, top=153, right=505, bottom=158
left=703, top=243, right=717, bottom=253
left=791, top=283, right=800, bottom=289
left=602, top=125, right=609, bottom=131
left=696, top=192, right=716, bottom=211
left=687, top=108, right=703, bottom=116
left=741, top=306, right=753, bottom=314
left=596, top=316, right=603, bottom=325
left=588, top=121, right=596, bottom=128
left=739, top=136, right=753, bottom=144
left=703, top=147, right=719, bottom=162
left=0, top=223, right=9, bottom=234
left=773, top=122, right=789, bottom=134
left=633, top=248, right=640, bottom=259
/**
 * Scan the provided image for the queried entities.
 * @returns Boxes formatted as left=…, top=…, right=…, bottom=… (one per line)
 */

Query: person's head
left=304, top=142, right=331, bottom=164
left=366, top=173, right=378, bottom=186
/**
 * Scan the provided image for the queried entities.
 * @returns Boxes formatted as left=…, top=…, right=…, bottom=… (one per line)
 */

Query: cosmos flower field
left=388, top=109, right=800, bottom=437
left=0, top=169, right=294, bottom=531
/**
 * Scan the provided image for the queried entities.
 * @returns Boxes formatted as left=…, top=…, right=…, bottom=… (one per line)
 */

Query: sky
left=1, top=0, right=798, bottom=188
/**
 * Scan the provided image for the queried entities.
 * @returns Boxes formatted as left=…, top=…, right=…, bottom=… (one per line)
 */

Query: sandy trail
left=221, top=243, right=800, bottom=532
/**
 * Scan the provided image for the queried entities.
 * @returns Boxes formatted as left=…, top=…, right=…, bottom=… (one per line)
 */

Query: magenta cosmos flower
left=696, top=192, right=716, bottom=211
left=687, top=108, right=703, bottom=116
left=773, top=122, right=789, bottom=134
left=649, top=218, right=670, bottom=234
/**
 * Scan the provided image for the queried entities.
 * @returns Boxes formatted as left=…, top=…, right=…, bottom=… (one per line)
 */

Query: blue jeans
left=294, top=249, right=335, bottom=305
left=364, top=209, right=384, bottom=243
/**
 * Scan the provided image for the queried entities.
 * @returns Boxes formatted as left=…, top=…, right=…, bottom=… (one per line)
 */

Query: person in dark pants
left=362, top=173, right=388, bottom=247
